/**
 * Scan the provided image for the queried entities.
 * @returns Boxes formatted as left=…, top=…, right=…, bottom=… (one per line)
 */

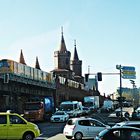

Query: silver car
left=63, top=117, right=110, bottom=140
left=50, top=111, right=69, bottom=122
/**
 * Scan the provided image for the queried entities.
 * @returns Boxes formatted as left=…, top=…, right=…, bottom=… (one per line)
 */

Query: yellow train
left=0, top=59, right=84, bottom=89
left=0, top=59, right=52, bottom=83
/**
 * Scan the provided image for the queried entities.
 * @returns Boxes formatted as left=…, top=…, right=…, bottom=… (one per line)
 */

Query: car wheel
left=74, top=132, right=83, bottom=140
left=23, top=132, right=34, bottom=140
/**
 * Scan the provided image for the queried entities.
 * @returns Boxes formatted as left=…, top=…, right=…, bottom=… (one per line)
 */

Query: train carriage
left=33, top=68, right=39, bottom=80
left=18, top=62, right=25, bottom=76
left=38, top=69, right=43, bottom=81
left=0, top=59, right=53, bottom=83
left=24, top=65, right=31, bottom=78
left=0, top=59, right=14, bottom=73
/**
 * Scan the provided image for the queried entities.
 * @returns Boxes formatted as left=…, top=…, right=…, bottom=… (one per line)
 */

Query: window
left=119, top=129, right=140, bottom=140
left=66, top=58, right=69, bottom=65
left=78, top=120, right=90, bottom=126
left=0, top=115, right=7, bottom=124
left=9, top=115, right=26, bottom=124
left=130, top=130, right=140, bottom=140
left=90, top=120, right=104, bottom=127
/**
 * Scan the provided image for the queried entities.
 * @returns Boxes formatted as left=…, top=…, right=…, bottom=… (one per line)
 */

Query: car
left=115, top=108, right=128, bottom=117
left=63, top=117, right=110, bottom=140
left=132, top=107, right=140, bottom=120
left=113, top=121, right=140, bottom=128
left=95, top=126, right=140, bottom=140
left=0, top=111, right=40, bottom=140
left=50, top=111, right=69, bottom=122
left=82, top=107, right=90, bottom=115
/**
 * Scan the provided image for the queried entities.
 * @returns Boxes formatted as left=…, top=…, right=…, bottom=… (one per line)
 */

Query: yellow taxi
left=0, top=111, right=40, bottom=140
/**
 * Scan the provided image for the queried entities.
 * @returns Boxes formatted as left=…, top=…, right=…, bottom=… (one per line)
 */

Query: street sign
left=122, top=66, right=135, bottom=71
left=121, top=66, right=136, bottom=79
left=122, top=75, right=136, bottom=79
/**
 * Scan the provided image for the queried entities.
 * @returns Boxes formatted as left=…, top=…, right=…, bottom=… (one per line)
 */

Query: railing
left=0, top=73, right=56, bottom=89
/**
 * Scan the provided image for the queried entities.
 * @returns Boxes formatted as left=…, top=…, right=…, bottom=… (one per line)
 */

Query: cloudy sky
left=0, top=0, right=140, bottom=95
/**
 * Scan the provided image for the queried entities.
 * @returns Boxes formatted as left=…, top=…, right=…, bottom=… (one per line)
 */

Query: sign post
left=116, top=65, right=123, bottom=120
left=116, top=65, right=136, bottom=120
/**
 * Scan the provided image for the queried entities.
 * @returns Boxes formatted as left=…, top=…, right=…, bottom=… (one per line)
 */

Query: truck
left=59, top=101, right=83, bottom=117
left=102, top=99, right=114, bottom=112
left=24, top=96, right=55, bottom=121
left=83, top=96, right=99, bottom=112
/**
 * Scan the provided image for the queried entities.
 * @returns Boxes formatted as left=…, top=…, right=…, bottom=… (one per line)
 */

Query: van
left=0, top=111, right=40, bottom=140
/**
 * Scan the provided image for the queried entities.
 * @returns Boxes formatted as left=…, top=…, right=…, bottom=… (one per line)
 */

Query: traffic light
left=97, top=72, right=102, bottom=81
left=4, top=74, right=9, bottom=83
left=85, top=74, right=89, bottom=82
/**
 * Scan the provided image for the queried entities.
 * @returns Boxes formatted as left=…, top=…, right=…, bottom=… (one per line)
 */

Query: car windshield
left=25, top=103, right=42, bottom=110
left=54, top=112, right=65, bottom=115
left=60, top=104, right=74, bottom=111
left=84, top=102, right=93, bottom=107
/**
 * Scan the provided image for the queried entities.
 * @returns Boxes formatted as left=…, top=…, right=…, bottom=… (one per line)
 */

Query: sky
left=0, top=0, right=140, bottom=95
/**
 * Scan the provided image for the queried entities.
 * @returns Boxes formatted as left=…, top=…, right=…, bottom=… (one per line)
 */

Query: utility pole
left=119, top=66, right=123, bottom=120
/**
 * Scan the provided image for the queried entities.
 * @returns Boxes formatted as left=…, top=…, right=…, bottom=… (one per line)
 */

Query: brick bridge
left=0, top=73, right=99, bottom=113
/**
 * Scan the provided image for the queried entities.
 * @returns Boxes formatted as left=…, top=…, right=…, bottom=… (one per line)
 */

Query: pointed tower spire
left=19, top=49, right=26, bottom=65
left=35, top=56, right=41, bottom=70
left=59, top=26, right=67, bottom=52
left=73, top=40, right=79, bottom=60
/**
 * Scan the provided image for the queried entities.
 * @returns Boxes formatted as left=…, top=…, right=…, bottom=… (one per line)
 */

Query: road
left=36, top=122, right=65, bottom=139
left=35, top=107, right=134, bottom=140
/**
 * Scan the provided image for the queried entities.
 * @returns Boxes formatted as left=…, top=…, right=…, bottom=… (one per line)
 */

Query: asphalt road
left=35, top=107, right=134, bottom=140
left=35, top=122, right=66, bottom=140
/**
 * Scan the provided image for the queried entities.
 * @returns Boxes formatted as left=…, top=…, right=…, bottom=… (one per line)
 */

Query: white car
left=63, top=117, right=110, bottom=139
left=50, top=111, right=69, bottom=122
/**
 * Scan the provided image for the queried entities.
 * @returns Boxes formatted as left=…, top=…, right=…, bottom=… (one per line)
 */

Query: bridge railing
left=0, top=73, right=56, bottom=89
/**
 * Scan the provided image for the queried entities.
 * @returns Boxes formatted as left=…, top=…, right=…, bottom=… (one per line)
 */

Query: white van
left=59, top=101, right=82, bottom=117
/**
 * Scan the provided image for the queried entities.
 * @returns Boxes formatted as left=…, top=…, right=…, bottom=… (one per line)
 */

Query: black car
left=113, top=121, right=140, bottom=129
left=96, top=126, right=140, bottom=140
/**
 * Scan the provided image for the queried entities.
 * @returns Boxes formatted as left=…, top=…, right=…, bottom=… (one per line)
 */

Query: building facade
left=52, top=29, right=84, bottom=83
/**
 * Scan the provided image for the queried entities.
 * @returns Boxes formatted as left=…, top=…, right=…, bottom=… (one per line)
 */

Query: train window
left=0, top=62, right=3, bottom=67
left=0, top=61, right=9, bottom=68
